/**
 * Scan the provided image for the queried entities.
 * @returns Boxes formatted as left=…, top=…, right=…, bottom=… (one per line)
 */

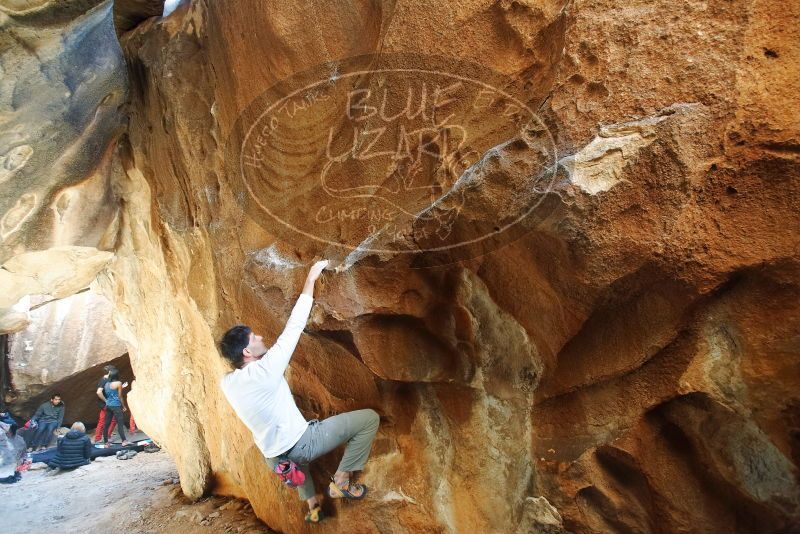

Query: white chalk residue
left=560, top=110, right=687, bottom=195
left=381, top=487, right=419, bottom=505
left=250, top=245, right=301, bottom=271
left=414, top=139, right=512, bottom=222
left=338, top=234, right=382, bottom=272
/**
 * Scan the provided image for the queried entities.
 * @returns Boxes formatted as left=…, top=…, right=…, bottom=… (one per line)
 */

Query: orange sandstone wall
left=1, top=0, right=798, bottom=532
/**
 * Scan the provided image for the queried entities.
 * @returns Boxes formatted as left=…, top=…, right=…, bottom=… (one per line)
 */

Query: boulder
left=1, top=0, right=798, bottom=532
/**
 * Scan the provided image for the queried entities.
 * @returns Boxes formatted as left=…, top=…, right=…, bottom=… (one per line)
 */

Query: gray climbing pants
left=265, top=408, right=380, bottom=501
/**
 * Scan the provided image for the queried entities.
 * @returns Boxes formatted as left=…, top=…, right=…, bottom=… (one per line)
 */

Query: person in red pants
left=94, top=365, right=129, bottom=442
left=94, top=365, right=116, bottom=442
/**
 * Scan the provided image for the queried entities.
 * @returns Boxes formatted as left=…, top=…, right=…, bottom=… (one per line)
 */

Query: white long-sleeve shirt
left=220, top=294, right=313, bottom=458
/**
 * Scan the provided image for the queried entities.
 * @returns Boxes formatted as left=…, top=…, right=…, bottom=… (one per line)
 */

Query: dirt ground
left=0, top=448, right=272, bottom=533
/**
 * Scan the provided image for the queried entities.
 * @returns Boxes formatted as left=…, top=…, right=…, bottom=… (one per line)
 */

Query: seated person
left=46, top=422, right=92, bottom=472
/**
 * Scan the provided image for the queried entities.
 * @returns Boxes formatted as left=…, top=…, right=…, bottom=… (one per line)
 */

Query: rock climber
left=218, top=259, right=380, bottom=524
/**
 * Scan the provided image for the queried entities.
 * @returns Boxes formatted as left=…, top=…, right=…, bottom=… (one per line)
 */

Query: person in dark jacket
left=28, top=394, right=65, bottom=452
left=45, top=422, right=92, bottom=473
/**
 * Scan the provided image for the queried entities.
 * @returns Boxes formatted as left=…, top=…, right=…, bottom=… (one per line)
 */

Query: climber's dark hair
left=220, top=325, right=252, bottom=369
left=108, top=368, right=120, bottom=381
left=50, top=393, right=62, bottom=400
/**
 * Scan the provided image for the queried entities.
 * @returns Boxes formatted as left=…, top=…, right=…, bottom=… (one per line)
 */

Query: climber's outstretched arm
left=259, top=260, right=329, bottom=376
left=301, top=259, right=328, bottom=298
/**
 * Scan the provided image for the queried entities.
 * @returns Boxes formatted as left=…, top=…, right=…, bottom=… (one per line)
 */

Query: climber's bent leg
left=287, top=409, right=380, bottom=472
left=332, top=409, right=380, bottom=473
left=285, top=408, right=379, bottom=497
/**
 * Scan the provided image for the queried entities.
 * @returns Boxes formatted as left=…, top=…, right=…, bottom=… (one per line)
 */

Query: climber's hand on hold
left=307, top=260, right=329, bottom=282
left=302, top=259, right=330, bottom=297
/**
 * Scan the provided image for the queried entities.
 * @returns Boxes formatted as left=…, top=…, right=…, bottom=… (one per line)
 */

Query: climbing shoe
left=327, top=480, right=368, bottom=500
left=305, top=504, right=325, bottom=523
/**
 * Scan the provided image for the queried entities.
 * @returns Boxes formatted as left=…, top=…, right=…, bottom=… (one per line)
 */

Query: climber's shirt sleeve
left=258, top=293, right=314, bottom=377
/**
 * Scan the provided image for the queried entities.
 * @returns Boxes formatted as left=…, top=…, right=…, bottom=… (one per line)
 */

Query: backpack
left=274, top=459, right=305, bottom=487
